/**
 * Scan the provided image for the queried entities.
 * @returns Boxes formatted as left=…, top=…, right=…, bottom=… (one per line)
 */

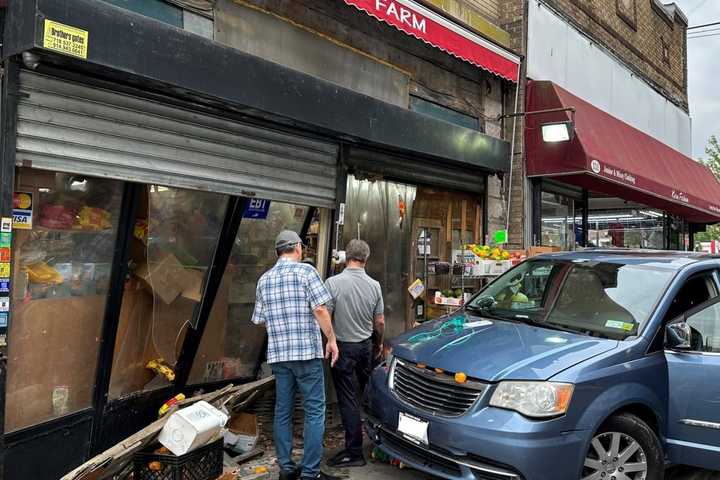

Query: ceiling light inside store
left=541, top=122, right=573, bottom=143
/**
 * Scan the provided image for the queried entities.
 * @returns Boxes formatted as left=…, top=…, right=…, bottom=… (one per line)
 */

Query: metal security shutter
left=15, top=71, right=338, bottom=207
left=347, top=148, right=486, bottom=194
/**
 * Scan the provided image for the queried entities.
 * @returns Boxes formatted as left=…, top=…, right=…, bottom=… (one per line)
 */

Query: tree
left=702, top=135, right=720, bottom=179
left=696, top=135, right=720, bottom=245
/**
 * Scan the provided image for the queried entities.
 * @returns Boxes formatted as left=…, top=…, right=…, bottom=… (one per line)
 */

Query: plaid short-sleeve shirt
left=252, top=257, right=332, bottom=364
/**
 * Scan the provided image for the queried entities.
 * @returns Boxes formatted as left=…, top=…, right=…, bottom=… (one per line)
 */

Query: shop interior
left=342, top=174, right=485, bottom=339
left=538, top=180, right=689, bottom=251
left=6, top=167, right=331, bottom=434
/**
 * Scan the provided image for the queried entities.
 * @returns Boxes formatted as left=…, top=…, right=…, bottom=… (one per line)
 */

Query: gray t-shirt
left=325, top=267, right=384, bottom=343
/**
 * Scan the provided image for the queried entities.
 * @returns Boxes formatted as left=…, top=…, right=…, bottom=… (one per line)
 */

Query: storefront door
left=342, top=176, right=484, bottom=340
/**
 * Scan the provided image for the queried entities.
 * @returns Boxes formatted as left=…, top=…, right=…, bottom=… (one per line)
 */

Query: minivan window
left=686, top=301, right=720, bottom=353
left=469, top=260, right=675, bottom=339
left=663, top=272, right=718, bottom=322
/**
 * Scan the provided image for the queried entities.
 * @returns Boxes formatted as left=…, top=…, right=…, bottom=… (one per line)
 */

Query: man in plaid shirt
left=252, top=230, right=340, bottom=480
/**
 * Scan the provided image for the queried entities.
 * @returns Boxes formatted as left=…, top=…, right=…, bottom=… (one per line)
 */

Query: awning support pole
left=505, top=65, right=523, bottom=238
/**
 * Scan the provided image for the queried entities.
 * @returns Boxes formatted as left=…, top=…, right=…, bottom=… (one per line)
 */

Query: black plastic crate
left=133, top=438, right=223, bottom=480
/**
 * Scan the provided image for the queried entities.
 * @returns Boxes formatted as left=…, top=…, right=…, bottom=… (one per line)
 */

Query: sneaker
left=279, top=467, right=300, bottom=480
left=301, top=472, right=343, bottom=480
left=326, top=452, right=367, bottom=468
left=327, top=449, right=349, bottom=463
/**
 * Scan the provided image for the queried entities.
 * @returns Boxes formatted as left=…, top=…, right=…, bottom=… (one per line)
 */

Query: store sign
left=343, top=0, right=520, bottom=82
left=0, top=280, right=9, bottom=294
left=13, top=192, right=33, bottom=230
left=43, top=19, right=89, bottom=59
left=243, top=199, right=271, bottom=219
left=0, top=313, right=7, bottom=328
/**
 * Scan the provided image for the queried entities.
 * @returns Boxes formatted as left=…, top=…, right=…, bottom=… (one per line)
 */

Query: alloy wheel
left=581, top=431, right=648, bottom=480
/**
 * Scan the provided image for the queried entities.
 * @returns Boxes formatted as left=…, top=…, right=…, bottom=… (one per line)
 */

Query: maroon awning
left=526, top=81, right=720, bottom=223
left=343, top=0, right=520, bottom=82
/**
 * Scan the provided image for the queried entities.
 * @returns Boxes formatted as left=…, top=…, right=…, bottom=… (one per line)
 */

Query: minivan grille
left=391, top=360, right=485, bottom=416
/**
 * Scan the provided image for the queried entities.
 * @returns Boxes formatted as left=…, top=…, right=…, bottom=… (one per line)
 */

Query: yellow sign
left=43, top=19, right=88, bottom=59
left=0, top=263, right=10, bottom=278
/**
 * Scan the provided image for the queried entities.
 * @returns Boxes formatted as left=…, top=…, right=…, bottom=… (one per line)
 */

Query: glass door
left=108, top=185, right=229, bottom=399
left=5, top=168, right=126, bottom=479
left=540, top=191, right=578, bottom=250
left=6, top=169, right=124, bottom=432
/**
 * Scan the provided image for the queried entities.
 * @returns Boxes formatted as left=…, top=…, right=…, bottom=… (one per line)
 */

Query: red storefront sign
left=344, top=0, right=520, bottom=82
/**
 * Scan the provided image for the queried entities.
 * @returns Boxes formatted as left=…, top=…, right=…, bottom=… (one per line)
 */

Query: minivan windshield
left=467, top=259, right=675, bottom=340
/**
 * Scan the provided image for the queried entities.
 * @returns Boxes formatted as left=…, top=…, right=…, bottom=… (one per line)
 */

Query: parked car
left=366, top=250, right=720, bottom=480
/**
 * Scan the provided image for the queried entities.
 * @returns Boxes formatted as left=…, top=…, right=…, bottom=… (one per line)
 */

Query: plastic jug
left=158, top=401, right=229, bottom=456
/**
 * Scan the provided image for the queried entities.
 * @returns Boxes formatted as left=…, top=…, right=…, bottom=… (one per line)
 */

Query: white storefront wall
left=527, top=0, right=692, bottom=156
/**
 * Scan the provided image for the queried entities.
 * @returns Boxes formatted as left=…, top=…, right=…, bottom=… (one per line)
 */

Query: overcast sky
left=675, top=0, right=720, bottom=159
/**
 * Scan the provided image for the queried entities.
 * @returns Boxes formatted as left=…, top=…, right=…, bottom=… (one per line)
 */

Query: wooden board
left=5, top=296, right=107, bottom=431
left=61, top=377, right=275, bottom=480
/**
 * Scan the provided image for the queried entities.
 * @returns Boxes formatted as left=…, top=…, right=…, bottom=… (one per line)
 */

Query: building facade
left=487, top=0, right=720, bottom=252
left=0, top=1, right=520, bottom=478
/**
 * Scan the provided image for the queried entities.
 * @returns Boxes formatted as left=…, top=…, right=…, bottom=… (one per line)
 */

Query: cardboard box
left=134, top=254, right=193, bottom=304
left=180, top=268, right=206, bottom=302
left=527, top=246, right=561, bottom=258
left=224, top=412, right=258, bottom=453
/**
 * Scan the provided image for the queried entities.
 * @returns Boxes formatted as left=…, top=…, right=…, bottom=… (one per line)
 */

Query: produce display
left=465, top=244, right=511, bottom=260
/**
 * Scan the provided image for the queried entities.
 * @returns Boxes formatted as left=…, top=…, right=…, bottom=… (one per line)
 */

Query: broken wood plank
left=61, top=377, right=274, bottom=480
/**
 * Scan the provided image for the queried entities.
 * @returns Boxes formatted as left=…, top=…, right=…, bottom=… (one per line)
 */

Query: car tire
left=581, top=413, right=664, bottom=480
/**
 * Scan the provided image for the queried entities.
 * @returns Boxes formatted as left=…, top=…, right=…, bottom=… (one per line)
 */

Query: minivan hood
left=391, top=311, right=618, bottom=381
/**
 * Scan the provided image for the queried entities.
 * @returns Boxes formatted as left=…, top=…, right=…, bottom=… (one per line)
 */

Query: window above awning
left=343, top=0, right=520, bottom=82
left=526, top=81, right=720, bottom=223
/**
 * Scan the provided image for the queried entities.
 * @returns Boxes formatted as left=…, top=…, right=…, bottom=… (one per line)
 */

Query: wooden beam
left=446, top=203, right=453, bottom=242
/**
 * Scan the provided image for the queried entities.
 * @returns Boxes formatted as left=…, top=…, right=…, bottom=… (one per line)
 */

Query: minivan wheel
left=581, top=413, right=664, bottom=480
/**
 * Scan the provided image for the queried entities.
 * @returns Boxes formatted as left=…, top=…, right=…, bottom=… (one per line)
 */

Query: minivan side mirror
left=666, top=321, right=692, bottom=350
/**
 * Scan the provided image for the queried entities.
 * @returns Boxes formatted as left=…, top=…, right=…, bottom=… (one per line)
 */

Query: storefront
left=340, top=148, right=491, bottom=338
left=526, top=81, right=720, bottom=250
left=0, top=1, right=517, bottom=477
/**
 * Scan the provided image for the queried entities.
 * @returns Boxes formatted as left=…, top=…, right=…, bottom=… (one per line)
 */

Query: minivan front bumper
left=366, top=367, right=590, bottom=480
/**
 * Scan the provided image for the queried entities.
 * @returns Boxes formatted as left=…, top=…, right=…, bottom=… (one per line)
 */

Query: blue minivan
left=366, top=250, right=720, bottom=480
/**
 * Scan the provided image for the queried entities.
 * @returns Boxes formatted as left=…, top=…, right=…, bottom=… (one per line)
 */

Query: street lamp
left=499, top=107, right=576, bottom=143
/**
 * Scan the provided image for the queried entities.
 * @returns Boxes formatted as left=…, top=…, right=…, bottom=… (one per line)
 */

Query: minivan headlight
left=490, top=381, right=574, bottom=418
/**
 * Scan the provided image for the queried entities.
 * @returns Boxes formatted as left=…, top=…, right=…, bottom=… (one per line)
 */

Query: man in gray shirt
left=324, top=239, right=384, bottom=468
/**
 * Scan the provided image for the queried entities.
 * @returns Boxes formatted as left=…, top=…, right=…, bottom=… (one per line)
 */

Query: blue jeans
left=271, top=359, right=326, bottom=478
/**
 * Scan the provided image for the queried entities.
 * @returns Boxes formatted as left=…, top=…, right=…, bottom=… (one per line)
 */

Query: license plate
left=398, top=412, right=429, bottom=445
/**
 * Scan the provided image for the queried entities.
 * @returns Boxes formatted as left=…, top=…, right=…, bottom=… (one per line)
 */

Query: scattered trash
left=159, top=393, right=186, bottom=417
left=371, top=446, right=405, bottom=469
left=224, top=412, right=258, bottom=455
left=61, top=377, right=275, bottom=480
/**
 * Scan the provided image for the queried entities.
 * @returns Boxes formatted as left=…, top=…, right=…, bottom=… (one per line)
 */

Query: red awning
left=343, top=0, right=520, bottom=82
left=526, top=81, right=720, bottom=223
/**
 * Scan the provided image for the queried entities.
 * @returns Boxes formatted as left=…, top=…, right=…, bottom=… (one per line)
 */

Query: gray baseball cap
left=275, top=230, right=304, bottom=250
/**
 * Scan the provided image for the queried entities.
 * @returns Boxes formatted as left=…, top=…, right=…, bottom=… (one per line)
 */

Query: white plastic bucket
left=158, top=401, right=229, bottom=456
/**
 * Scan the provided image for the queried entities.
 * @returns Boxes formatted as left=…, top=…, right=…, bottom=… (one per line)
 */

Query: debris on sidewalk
left=61, top=377, right=274, bottom=480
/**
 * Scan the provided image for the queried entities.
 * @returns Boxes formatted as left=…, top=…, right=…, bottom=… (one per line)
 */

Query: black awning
left=3, top=0, right=510, bottom=173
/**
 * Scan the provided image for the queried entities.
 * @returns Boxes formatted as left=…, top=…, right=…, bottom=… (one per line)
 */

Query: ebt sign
left=373, top=0, right=427, bottom=34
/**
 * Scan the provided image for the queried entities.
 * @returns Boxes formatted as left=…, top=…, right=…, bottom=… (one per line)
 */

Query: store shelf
left=36, top=226, right=113, bottom=235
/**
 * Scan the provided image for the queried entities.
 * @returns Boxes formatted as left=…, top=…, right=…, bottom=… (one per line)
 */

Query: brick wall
left=525, top=0, right=688, bottom=109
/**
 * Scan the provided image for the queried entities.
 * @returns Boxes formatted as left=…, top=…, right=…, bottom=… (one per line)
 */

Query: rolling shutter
left=15, top=71, right=338, bottom=207
left=347, top=148, right=487, bottom=194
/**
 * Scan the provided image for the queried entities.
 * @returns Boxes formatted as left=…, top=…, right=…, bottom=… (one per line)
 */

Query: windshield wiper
left=513, top=317, right=582, bottom=335
left=466, top=297, right=516, bottom=322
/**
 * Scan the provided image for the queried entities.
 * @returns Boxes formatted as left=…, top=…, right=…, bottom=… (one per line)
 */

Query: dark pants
left=331, top=339, right=372, bottom=458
